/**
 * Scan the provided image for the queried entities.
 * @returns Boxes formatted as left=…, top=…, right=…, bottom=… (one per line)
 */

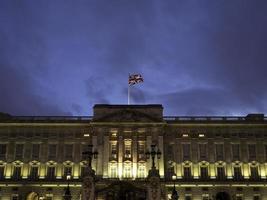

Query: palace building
left=0, top=104, right=267, bottom=200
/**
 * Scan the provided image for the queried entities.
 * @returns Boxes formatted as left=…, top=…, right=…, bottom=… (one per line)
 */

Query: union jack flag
left=129, top=74, right=144, bottom=85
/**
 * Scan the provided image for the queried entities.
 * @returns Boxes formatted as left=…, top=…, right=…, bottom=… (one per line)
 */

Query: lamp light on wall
left=63, top=172, right=72, bottom=200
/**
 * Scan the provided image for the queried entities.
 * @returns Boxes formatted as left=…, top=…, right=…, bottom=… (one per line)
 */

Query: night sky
left=1, top=1, right=267, bottom=116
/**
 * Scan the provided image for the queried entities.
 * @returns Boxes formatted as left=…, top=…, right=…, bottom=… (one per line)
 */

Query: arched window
left=29, top=161, right=40, bottom=180
left=182, top=161, right=192, bottom=180
left=46, top=161, right=57, bottom=180
left=63, top=161, right=73, bottom=179
left=215, top=162, right=226, bottom=180
left=12, top=161, right=23, bottom=180
left=80, top=161, right=87, bottom=178
left=199, top=161, right=209, bottom=180
left=232, top=161, right=243, bottom=181
left=0, top=161, right=6, bottom=180
left=250, top=162, right=260, bottom=180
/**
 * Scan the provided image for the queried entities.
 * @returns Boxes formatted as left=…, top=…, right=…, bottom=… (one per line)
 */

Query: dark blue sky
left=1, top=1, right=267, bottom=116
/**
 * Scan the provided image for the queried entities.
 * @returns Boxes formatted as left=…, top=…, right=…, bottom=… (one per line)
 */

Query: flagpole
left=128, top=74, right=130, bottom=105
left=128, top=84, right=130, bottom=105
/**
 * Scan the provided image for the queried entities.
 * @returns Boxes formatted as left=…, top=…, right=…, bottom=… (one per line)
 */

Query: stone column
left=158, top=135, right=164, bottom=178
left=118, top=135, right=123, bottom=179
left=103, top=135, right=109, bottom=178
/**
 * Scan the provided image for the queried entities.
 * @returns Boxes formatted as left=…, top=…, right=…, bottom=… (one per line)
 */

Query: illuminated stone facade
left=0, top=104, right=267, bottom=200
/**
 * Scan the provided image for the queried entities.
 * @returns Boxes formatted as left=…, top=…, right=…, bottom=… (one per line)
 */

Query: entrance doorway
left=216, top=192, right=231, bottom=200
left=96, top=181, right=146, bottom=200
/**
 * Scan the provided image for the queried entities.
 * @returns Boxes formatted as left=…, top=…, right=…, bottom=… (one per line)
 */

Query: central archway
left=216, top=192, right=231, bottom=200
left=96, top=181, right=146, bottom=200
left=26, top=192, right=38, bottom=200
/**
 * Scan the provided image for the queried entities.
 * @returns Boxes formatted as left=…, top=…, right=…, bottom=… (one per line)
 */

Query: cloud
left=159, top=86, right=266, bottom=116
left=0, top=1, right=267, bottom=116
left=0, top=65, right=70, bottom=115
left=0, top=31, right=69, bottom=116
left=71, top=104, right=83, bottom=114
left=85, top=77, right=111, bottom=105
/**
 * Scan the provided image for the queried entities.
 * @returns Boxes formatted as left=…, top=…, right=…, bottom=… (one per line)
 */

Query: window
left=32, top=144, right=40, bottom=160
left=183, top=166, right=191, bottom=180
left=167, top=165, right=174, bottom=180
left=253, top=195, right=260, bottom=200
left=15, top=144, right=24, bottom=160
left=250, top=166, right=259, bottom=180
left=125, top=145, right=131, bottom=158
left=12, top=195, right=19, bottom=200
left=124, top=140, right=132, bottom=159
left=265, top=145, right=267, bottom=161
left=48, top=144, right=57, bottom=160
left=64, top=144, right=73, bottom=160
left=199, top=144, right=207, bottom=160
left=185, top=196, right=192, bottom=200
left=215, top=144, right=224, bottom=160
left=248, top=144, right=256, bottom=161
left=232, top=144, right=240, bottom=160
left=45, top=194, right=53, bottom=200
left=233, top=166, right=243, bottom=180
left=47, top=166, right=55, bottom=180
left=0, top=144, right=7, bottom=160
left=0, top=166, right=4, bottom=179
left=167, top=145, right=173, bottom=160
left=124, top=164, right=131, bottom=178
left=138, top=165, right=146, bottom=178
left=110, top=164, right=117, bottom=178
left=30, top=166, right=38, bottom=180
left=110, top=142, right=117, bottom=160
left=236, top=195, right=243, bottom=200
left=182, top=144, right=191, bottom=160
left=35, top=132, right=41, bottom=137
left=202, top=194, right=209, bottom=200
left=64, top=166, right=72, bottom=178
left=217, top=166, right=225, bottom=180
left=13, top=166, right=21, bottom=180
left=138, top=141, right=145, bottom=160
left=80, top=166, right=86, bottom=177
left=200, top=166, right=209, bottom=180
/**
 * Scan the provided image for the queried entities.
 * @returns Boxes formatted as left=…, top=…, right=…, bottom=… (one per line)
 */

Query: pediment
left=92, top=110, right=162, bottom=123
